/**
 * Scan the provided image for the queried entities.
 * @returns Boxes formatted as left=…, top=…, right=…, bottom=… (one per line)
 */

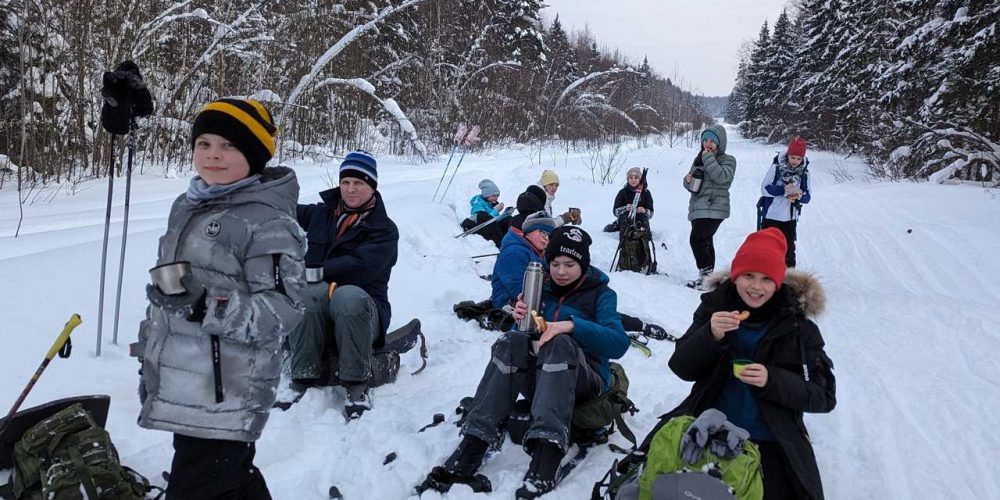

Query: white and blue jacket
left=759, top=154, right=811, bottom=223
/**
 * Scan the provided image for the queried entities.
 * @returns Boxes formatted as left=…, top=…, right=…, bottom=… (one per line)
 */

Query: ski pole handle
left=3, top=314, right=82, bottom=428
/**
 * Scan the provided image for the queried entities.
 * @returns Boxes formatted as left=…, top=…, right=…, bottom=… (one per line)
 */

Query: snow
left=2, top=126, right=999, bottom=499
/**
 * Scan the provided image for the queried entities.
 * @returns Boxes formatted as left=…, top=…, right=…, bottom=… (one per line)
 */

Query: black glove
left=147, top=274, right=207, bottom=322
left=100, top=60, right=154, bottom=135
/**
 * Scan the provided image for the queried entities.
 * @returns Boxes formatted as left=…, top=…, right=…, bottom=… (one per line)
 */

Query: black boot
left=642, top=323, right=673, bottom=341
left=343, top=382, right=371, bottom=420
left=416, top=436, right=492, bottom=494
left=516, top=440, right=565, bottom=499
left=603, top=221, right=619, bottom=233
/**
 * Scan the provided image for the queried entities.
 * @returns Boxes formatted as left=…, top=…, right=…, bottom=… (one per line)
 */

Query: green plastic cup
left=732, top=358, right=753, bottom=377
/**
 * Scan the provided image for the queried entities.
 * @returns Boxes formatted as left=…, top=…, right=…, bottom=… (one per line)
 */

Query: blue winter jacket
left=539, top=267, right=629, bottom=391
left=491, top=228, right=546, bottom=308
left=470, top=195, right=501, bottom=218
left=297, top=188, right=399, bottom=343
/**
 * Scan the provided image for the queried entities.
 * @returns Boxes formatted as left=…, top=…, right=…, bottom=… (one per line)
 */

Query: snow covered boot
left=415, top=436, right=492, bottom=494
left=603, top=221, right=619, bottom=233
left=515, top=441, right=565, bottom=499
left=685, top=267, right=713, bottom=291
left=642, top=323, right=676, bottom=342
left=343, top=382, right=371, bottom=420
left=273, top=378, right=313, bottom=411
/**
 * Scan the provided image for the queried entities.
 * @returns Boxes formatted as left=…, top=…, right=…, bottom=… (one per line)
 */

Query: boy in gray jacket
left=136, top=98, right=306, bottom=499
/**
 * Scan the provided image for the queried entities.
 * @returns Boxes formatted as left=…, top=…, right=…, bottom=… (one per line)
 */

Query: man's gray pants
left=287, top=284, right=378, bottom=383
left=461, top=331, right=603, bottom=452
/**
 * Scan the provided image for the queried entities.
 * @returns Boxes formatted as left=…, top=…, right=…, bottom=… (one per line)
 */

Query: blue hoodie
left=539, top=267, right=629, bottom=390
left=470, top=194, right=501, bottom=218
left=491, top=228, right=546, bottom=308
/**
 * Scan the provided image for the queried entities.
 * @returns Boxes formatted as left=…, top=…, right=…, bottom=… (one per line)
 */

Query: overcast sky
left=541, top=0, right=792, bottom=96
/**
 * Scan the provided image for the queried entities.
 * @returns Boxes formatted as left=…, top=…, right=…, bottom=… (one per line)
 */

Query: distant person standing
left=683, top=124, right=736, bottom=290
left=758, top=136, right=810, bottom=267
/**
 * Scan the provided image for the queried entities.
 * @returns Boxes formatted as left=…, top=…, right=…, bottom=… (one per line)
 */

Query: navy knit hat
left=546, top=226, right=592, bottom=270
left=340, top=150, right=378, bottom=189
left=479, top=179, right=500, bottom=198
left=191, top=98, right=277, bottom=175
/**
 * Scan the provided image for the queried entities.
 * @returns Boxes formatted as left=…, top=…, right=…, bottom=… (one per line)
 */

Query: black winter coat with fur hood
left=665, top=269, right=836, bottom=500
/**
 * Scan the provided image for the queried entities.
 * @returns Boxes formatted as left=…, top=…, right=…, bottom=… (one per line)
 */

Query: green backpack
left=593, top=414, right=763, bottom=500
left=3, top=403, right=150, bottom=500
left=571, top=362, right=638, bottom=447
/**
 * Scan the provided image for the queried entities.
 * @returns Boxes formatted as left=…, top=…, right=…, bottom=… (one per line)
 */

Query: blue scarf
left=186, top=174, right=261, bottom=204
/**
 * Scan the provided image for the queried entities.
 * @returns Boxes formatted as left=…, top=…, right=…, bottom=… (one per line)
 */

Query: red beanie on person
left=787, top=136, right=807, bottom=157
left=731, top=228, right=788, bottom=288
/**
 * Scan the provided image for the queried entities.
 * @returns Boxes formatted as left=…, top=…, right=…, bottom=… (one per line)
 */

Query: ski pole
left=96, top=136, right=117, bottom=357
left=0, top=314, right=82, bottom=435
left=431, top=143, right=458, bottom=202
left=111, top=126, right=136, bottom=346
left=469, top=252, right=499, bottom=259
left=437, top=145, right=466, bottom=203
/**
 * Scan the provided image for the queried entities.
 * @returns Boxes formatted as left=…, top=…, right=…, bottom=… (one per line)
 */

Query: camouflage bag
left=4, top=403, right=150, bottom=500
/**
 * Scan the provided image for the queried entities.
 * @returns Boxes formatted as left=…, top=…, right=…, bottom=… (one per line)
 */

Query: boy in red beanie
left=757, top=136, right=811, bottom=267
left=665, top=228, right=836, bottom=500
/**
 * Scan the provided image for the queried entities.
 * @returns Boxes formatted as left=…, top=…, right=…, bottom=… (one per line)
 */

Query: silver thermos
left=687, top=169, right=704, bottom=194
left=517, top=262, right=545, bottom=332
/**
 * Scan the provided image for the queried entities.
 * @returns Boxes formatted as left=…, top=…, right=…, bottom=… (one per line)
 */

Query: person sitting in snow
left=423, top=226, right=629, bottom=499
left=136, top=98, right=305, bottom=499
left=758, top=136, right=811, bottom=268
left=666, top=228, right=835, bottom=500
left=537, top=169, right=582, bottom=227
left=286, top=150, right=400, bottom=419
left=603, top=166, right=654, bottom=233
left=460, top=178, right=512, bottom=248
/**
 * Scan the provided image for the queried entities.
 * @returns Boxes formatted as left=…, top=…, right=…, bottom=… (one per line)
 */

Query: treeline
left=726, top=0, right=999, bottom=186
left=0, top=0, right=710, bottom=185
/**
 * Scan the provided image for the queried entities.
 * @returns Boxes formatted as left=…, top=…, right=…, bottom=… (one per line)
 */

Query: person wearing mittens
left=684, top=124, right=737, bottom=290
left=666, top=228, right=836, bottom=500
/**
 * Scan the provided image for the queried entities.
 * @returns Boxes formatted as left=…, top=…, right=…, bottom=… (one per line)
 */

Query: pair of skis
left=432, top=123, right=481, bottom=203
left=455, top=206, right=514, bottom=238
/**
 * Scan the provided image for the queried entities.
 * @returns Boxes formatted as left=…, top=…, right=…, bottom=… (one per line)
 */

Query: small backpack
left=3, top=403, right=151, bottom=500
left=616, top=220, right=657, bottom=275
left=592, top=413, right=763, bottom=500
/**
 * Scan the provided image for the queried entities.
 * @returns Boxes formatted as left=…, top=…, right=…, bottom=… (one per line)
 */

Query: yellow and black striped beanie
left=191, top=98, right=277, bottom=175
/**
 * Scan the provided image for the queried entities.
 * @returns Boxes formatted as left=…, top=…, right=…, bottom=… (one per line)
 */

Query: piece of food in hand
left=531, top=310, right=547, bottom=332
left=736, top=310, right=750, bottom=321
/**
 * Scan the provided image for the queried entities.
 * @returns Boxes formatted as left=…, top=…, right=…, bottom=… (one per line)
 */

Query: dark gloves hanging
left=100, top=60, right=154, bottom=135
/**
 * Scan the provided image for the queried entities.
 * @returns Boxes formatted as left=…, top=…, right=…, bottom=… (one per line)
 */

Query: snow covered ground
left=2, top=127, right=999, bottom=499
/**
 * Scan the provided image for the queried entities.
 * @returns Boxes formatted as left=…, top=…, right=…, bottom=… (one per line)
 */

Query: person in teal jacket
left=461, top=179, right=511, bottom=247
left=424, top=226, right=629, bottom=499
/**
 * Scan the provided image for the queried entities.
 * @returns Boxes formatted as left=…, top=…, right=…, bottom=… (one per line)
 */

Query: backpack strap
left=65, top=440, right=100, bottom=499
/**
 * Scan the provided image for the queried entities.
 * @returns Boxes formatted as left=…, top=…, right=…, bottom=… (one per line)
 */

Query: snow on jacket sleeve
left=322, top=222, right=399, bottom=286
left=569, top=288, right=629, bottom=360
left=702, top=151, right=736, bottom=185
left=669, top=301, right=728, bottom=382
left=612, top=188, right=629, bottom=216
left=200, top=217, right=306, bottom=346
left=761, top=161, right=784, bottom=197
left=756, top=320, right=836, bottom=413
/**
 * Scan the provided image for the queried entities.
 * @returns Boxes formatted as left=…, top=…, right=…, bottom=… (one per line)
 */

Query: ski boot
left=642, top=323, right=676, bottom=342
left=344, top=382, right=371, bottom=420
left=515, top=440, right=565, bottom=499
left=415, top=436, right=492, bottom=495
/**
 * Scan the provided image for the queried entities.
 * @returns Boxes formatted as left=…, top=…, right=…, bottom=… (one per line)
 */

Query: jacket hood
left=224, top=166, right=298, bottom=216
left=705, top=124, right=729, bottom=155
left=703, top=268, right=826, bottom=318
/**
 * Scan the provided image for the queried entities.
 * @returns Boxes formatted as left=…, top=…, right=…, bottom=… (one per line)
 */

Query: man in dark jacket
left=287, top=150, right=399, bottom=419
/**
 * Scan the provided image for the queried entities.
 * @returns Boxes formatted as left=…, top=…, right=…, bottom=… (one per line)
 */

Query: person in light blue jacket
left=757, top=136, right=811, bottom=267
left=460, top=179, right=511, bottom=247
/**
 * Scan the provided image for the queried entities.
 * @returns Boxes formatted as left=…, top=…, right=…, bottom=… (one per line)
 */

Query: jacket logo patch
left=205, top=221, right=222, bottom=238
left=565, top=228, right=583, bottom=243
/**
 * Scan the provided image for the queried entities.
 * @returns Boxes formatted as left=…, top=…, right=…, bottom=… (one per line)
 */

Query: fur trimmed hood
left=703, top=269, right=826, bottom=318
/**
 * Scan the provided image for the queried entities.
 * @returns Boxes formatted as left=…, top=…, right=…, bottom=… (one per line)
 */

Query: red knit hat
left=787, top=136, right=807, bottom=157
left=731, top=228, right=788, bottom=288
